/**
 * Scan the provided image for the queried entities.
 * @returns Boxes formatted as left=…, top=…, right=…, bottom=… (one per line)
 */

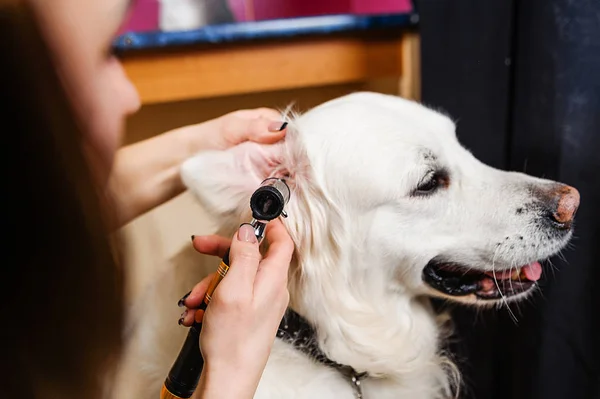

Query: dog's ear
left=180, top=124, right=307, bottom=231
left=181, top=121, right=348, bottom=314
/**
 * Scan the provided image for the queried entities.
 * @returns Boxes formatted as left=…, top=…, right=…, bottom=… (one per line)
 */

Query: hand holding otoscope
left=161, top=178, right=292, bottom=399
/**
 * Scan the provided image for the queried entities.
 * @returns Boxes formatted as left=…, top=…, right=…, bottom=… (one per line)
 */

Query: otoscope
left=160, top=177, right=291, bottom=399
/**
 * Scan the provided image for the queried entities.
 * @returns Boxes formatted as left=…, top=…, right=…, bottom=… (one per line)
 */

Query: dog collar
left=277, top=308, right=369, bottom=399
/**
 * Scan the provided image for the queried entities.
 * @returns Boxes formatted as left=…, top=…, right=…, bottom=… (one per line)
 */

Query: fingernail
left=178, top=310, right=188, bottom=325
left=268, top=121, right=288, bottom=132
left=191, top=235, right=195, bottom=242
left=237, top=223, right=257, bottom=243
left=177, top=291, right=191, bottom=307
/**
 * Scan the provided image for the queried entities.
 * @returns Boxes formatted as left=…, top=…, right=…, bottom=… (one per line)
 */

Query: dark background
left=418, top=0, right=600, bottom=398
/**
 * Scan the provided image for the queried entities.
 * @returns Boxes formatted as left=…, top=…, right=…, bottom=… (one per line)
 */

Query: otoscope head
left=250, top=178, right=290, bottom=221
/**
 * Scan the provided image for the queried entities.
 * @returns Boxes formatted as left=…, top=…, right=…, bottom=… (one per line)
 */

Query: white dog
left=115, top=92, right=580, bottom=399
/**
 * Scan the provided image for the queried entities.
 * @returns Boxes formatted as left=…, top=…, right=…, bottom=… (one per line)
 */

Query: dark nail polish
left=268, top=121, right=288, bottom=132
left=177, top=291, right=191, bottom=307
left=178, top=309, right=188, bottom=325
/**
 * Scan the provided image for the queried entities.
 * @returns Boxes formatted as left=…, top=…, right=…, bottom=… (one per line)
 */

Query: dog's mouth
left=422, top=260, right=542, bottom=300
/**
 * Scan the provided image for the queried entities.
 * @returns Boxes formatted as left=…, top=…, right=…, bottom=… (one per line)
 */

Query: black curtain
left=418, top=0, right=600, bottom=398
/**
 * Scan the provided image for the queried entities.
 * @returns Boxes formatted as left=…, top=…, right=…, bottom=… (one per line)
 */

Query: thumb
left=221, top=224, right=262, bottom=294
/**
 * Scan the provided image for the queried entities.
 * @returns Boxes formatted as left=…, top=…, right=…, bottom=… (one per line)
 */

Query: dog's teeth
left=519, top=269, right=528, bottom=280
left=511, top=270, right=521, bottom=280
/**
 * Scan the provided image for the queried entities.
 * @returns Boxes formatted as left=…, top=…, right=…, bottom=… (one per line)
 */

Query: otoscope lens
left=250, top=187, right=284, bottom=221
left=249, top=178, right=290, bottom=221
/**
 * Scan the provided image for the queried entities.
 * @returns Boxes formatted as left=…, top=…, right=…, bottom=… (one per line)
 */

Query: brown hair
left=1, top=1, right=125, bottom=398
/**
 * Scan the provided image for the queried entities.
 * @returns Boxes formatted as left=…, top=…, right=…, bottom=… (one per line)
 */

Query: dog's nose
left=549, top=185, right=580, bottom=227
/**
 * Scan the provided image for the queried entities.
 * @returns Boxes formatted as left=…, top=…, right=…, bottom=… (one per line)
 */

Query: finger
left=240, top=116, right=287, bottom=144
left=179, top=273, right=215, bottom=309
left=217, top=224, right=262, bottom=296
left=253, top=219, right=294, bottom=294
left=191, top=235, right=231, bottom=258
left=255, top=118, right=288, bottom=143
left=179, top=308, right=198, bottom=327
left=231, top=108, right=282, bottom=121
left=262, top=219, right=294, bottom=265
left=223, top=115, right=287, bottom=146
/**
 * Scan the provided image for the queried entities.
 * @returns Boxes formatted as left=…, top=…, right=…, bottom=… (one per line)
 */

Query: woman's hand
left=108, top=108, right=287, bottom=228
left=192, top=108, right=288, bottom=151
left=180, top=220, right=294, bottom=399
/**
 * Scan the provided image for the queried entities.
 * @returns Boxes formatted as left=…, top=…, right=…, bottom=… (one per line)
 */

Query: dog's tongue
left=522, top=262, right=542, bottom=281
left=484, top=262, right=542, bottom=281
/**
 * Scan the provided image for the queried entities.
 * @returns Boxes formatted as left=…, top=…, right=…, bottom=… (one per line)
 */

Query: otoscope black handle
left=160, top=248, right=231, bottom=399
left=161, top=323, right=203, bottom=399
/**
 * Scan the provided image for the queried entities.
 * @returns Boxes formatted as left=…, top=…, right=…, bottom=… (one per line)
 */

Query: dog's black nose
left=545, top=184, right=580, bottom=228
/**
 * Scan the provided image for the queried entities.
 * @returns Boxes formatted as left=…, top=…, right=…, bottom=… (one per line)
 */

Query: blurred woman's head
left=2, top=0, right=139, bottom=397
left=31, top=0, right=140, bottom=181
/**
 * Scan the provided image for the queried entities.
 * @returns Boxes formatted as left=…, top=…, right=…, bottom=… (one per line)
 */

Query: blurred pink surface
left=120, top=0, right=159, bottom=33
left=352, top=0, right=413, bottom=15
left=121, top=0, right=413, bottom=32
left=228, top=0, right=413, bottom=21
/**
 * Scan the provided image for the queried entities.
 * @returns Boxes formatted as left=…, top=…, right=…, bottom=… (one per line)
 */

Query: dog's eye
left=413, top=170, right=448, bottom=196
left=416, top=176, right=439, bottom=193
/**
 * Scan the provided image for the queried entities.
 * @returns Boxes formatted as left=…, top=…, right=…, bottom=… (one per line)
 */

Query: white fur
left=116, top=92, right=575, bottom=399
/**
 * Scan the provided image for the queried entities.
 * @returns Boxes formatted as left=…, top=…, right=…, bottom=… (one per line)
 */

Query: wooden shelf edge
left=121, top=35, right=408, bottom=105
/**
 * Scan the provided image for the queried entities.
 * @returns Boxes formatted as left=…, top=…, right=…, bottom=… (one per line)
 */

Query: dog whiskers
left=491, top=247, right=518, bottom=323
left=510, top=259, right=523, bottom=322
left=508, top=261, right=515, bottom=305
left=557, top=249, right=568, bottom=264
left=549, top=262, right=557, bottom=280
left=546, top=257, right=559, bottom=275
